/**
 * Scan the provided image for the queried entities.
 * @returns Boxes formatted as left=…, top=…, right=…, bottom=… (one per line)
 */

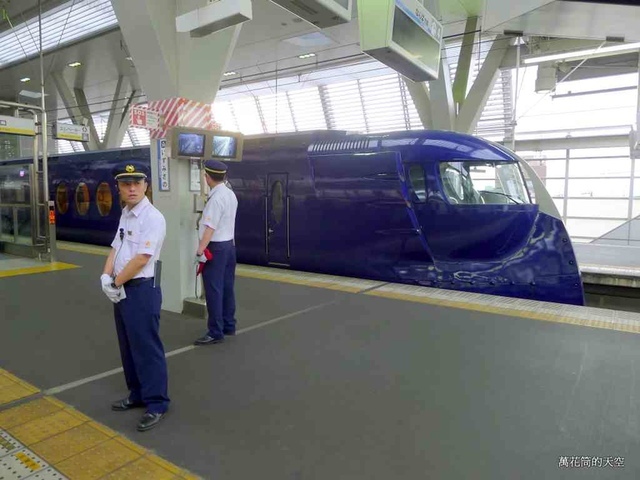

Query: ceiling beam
left=51, top=71, right=100, bottom=151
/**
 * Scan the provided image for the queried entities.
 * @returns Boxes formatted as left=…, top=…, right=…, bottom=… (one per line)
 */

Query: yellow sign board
left=54, top=122, right=89, bottom=142
left=0, top=115, right=36, bottom=136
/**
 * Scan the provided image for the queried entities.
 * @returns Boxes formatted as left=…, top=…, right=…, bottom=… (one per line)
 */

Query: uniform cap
left=204, top=159, right=228, bottom=175
left=113, top=161, right=149, bottom=181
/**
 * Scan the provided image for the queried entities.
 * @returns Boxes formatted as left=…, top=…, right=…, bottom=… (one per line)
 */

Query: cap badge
left=125, top=165, right=135, bottom=173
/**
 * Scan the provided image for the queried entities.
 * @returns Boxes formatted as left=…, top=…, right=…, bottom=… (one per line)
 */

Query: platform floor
left=576, top=243, right=640, bottom=277
left=2, top=245, right=640, bottom=478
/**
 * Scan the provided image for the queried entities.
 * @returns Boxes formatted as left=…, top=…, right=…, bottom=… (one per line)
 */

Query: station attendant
left=194, top=159, right=238, bottom=345
left=100, top=161, right=170, bottom=432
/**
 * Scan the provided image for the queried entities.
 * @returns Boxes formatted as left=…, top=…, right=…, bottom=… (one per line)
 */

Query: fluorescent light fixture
left=523, top=42, right=640, bottom=65
left=19, top=90, right=48, bottom=99
left=223, top=71, right=237, bottom=76
left=20, top=77, right=30, bottom=82
left=68, top=61, right=82, bottom=67
left=298, top=53, right=316, bottom=59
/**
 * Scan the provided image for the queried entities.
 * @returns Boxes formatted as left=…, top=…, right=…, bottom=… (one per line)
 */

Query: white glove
left=196, top=253, right=208, bottom=263
left=100, top=273, right=111, bottom=288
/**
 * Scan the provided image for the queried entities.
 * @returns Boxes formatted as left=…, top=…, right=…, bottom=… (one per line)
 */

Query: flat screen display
left=178, top=133, right=206, bottom=157
left=212, top=135, right=237, bottom=158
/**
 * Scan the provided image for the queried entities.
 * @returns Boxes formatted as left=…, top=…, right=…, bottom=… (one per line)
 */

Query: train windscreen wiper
left=478, top=190, right=523, bottom=205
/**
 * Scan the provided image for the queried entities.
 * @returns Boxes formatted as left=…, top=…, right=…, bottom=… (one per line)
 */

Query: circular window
left=96, top=182, right=112, bottom=217
left=271, top=181, right=284, bottom=224
left=56, top=183, right=69, bottom=214
left=75, top=183, right=90, bottom=216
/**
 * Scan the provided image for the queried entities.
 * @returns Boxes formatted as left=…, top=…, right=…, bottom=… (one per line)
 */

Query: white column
left=112, top=0, right=243, bottom=313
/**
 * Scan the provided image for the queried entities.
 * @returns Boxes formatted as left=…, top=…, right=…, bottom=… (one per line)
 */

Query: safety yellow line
left=0, top=262, right=78, bottom=279
left=0, top=369, right=200, bottom=479
left=366, top=290, right=640, bottom=335
left=57, top=241, right=111, bottom=256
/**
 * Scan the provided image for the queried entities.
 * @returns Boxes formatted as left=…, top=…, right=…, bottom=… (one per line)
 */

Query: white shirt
left=111, top=197, right=166, bottom=278
left=199, top=182, right=237, bottom=242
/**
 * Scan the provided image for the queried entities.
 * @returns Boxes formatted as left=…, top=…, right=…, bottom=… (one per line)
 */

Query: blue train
left=43, top=129, right=583, bottom=305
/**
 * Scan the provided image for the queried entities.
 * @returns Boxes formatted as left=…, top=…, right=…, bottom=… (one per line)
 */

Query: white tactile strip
left=0, top=430, right=67, bottom=480
left=366, top=283, right=640, bottom=334
left=0, top=430, right=23, bottom=458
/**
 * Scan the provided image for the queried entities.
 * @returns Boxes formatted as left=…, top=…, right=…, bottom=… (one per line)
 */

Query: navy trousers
left=202, top=240, right=237, bottom=339
left=113, top=281, right=169, bottom=414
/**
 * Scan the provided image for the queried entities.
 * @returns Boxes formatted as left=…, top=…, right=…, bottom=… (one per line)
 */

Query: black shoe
left=194, top=334, right=224, bottom=345
left=223, top=330, right=236, bottom=336
left=111, top=398, right=145, bottom=411
left=136, top=412, right=165, bottom=432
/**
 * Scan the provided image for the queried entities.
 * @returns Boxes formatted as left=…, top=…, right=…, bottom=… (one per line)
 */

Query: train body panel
left=42, top=129, right=584, bottom=305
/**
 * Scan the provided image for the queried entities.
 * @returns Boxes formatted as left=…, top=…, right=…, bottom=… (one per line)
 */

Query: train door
left=266, top=173, right=289, bottom=265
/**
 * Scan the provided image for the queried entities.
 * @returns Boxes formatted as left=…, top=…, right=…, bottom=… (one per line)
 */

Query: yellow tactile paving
left=30, top=423, right=113, bottom=464
left=0, top=261, right=78, bottom=278
left=236, top=265, right=385, bottom=293
left=366, top=284, right=640, bottom=334
left=100, top=456, right=180, bottom=480
left=9, top=409, right=87, bottom=445
left=0, top=369, right=40, bottom=406
left=55, top=437, right=143, bottom=480
left=0, top=383, right=39, bottom=406
left=0, top=389, right=201, bottom=479
left=0, top=397, right=64, bottom=429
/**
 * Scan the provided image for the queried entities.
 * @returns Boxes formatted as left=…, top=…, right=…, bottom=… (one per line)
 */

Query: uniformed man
left=194, top=159, right=238, bottom=345
left=100, top=161, right=170, bottom=432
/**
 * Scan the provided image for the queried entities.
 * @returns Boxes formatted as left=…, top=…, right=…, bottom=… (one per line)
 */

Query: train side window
left=96, top=182, right=112, bottom=216
left=271, top=181, right=284, bottom=224
left=75, top=182, right=90, bottom=216
left=56, top=183, right=69, bottom=214
left=406, top=164, right=426, bottom=202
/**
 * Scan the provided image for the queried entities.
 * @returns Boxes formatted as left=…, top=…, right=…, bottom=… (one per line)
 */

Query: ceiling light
left=523, top=42, right=640, bottom=65
left=298, top=53, right=316, bottom=59
left=20, top=77, right=30, bottom=83
left=19, top=90, right=48, bottom=99
left=68, top=61, right=82, bottom=68
left=223, top=71, right=237, bottom=76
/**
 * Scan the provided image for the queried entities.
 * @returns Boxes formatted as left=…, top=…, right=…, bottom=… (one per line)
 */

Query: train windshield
left=439, top=160, right=531, bottom=205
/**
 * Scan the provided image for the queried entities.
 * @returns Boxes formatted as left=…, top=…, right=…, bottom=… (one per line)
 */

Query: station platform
left=575, top=243, right=640, bottom=311
left=2, top=243, right=640, bottom=478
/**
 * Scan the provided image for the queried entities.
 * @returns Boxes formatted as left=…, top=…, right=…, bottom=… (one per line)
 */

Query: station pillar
left=112, top=0, right=242, bottom=313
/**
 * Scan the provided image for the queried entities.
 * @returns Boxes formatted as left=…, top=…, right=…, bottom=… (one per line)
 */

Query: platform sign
left=53, top=122, right=89, bottom=142
left=357, top=0, right=443, bottom=82
left=157, top=139, right=170, bottom=191
left=0, top=115, right=36, bottom=136
left=131, top=106, right=161, bottom=130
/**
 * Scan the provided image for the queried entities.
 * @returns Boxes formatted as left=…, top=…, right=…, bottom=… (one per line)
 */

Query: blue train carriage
left=42, top=129, right=583, bottom=306
left=50, top=147, right=151, bottom=245
left=228, top=130, right=584, bottom=306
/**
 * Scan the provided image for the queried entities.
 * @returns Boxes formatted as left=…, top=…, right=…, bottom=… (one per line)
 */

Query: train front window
left=439, top=161, right=531, bottom=205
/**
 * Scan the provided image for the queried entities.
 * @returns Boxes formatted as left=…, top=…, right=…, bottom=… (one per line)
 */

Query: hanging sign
left=53, top=122, right=89, bottom=142
left=0, top=115, right=36, bottom=136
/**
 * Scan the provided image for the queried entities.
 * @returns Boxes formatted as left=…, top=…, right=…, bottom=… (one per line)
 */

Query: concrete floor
left=1, top=249, right=640, bottom=479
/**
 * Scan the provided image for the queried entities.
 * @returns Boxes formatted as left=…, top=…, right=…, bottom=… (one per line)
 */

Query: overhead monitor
left=212, top=134, right=237, bottom=158
left=177, top=132, right=206, bottom=158
left=170, top=127, right=244, bottom=161
left=357, top=0, right=443, bottom=82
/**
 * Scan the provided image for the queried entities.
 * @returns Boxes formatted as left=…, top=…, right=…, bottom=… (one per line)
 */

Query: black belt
left=124, top=277, right=153, bottom=287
